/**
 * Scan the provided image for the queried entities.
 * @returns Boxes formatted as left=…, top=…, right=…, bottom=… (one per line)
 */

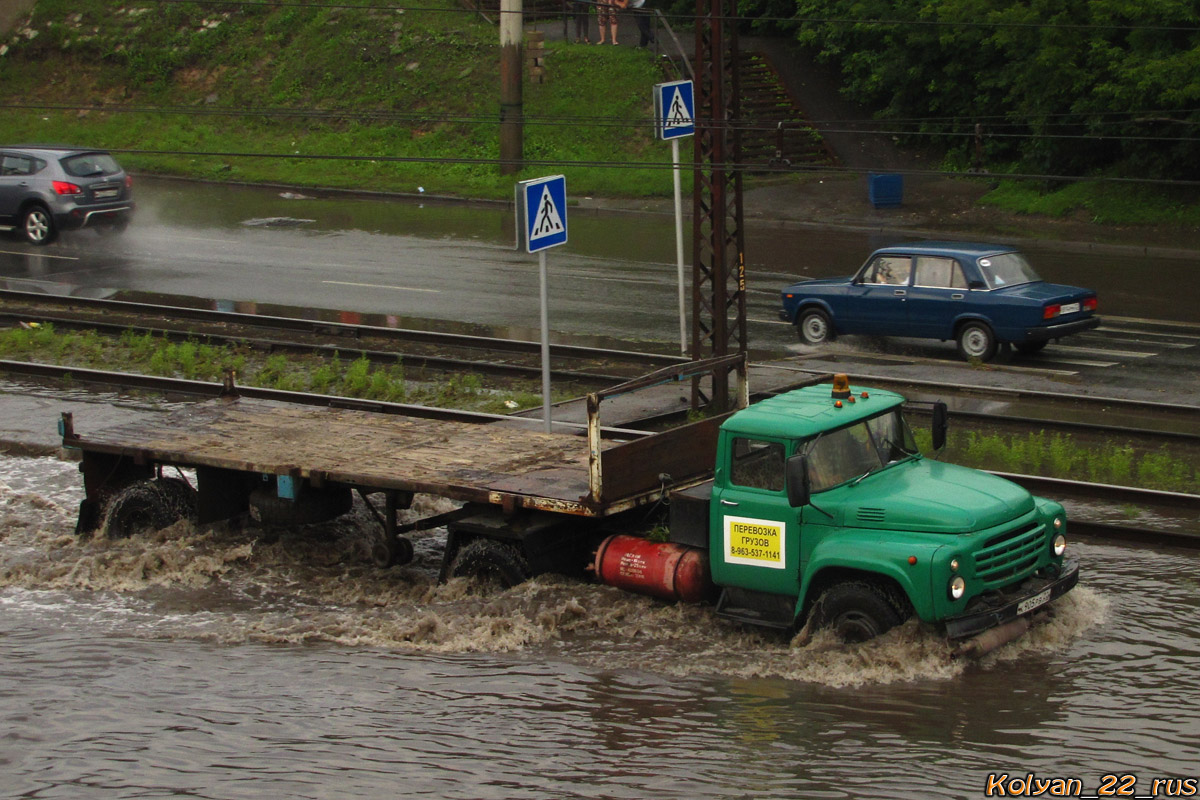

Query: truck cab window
left=806, top=412, right=919, bottom=492
left=729, top=438, right=785, bottom=491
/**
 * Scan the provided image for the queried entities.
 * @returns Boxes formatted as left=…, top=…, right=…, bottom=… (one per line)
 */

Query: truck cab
left=672, top=375, right=1078, bottom=648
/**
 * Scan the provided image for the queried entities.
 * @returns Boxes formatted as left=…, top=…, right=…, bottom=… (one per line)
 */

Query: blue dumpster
left=868, top=173, right=903, bottom=208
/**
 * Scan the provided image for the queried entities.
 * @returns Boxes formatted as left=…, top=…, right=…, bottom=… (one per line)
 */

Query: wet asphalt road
left=0, top=177, right=1197, bottom=402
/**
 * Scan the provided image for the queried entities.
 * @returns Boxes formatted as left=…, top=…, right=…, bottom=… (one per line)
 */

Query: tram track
left=0, top=359, right=1196, bottom=548
left=0, top=290, right=686, bottom=387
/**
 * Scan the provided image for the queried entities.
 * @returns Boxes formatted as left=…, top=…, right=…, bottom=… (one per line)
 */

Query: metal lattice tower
left=691, top=0, right=746, bottom=412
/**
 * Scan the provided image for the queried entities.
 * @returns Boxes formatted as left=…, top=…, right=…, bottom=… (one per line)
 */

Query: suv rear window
left=61, top=153, right=121, bottom=178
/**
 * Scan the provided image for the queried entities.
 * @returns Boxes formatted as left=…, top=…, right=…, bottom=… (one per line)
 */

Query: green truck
left=64, top=358, right=1077, bottom=656
left=650, top=373, right=1079, bottom=655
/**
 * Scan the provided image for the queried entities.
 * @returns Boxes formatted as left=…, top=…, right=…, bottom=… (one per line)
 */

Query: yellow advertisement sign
left=724, top=516, right=785, bottom=569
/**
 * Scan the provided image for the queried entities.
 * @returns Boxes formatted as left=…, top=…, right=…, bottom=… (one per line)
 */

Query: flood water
left=3, top=454, right=1199, bottom=798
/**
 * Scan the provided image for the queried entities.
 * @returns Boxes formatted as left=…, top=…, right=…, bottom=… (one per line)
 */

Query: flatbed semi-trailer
left=64, top=355, right=748, bottom=574
left=61, top=357, right=1079, bottom=655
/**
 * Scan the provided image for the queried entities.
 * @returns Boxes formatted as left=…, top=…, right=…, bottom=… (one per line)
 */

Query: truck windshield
left=805, top=410, right=918, bottom=493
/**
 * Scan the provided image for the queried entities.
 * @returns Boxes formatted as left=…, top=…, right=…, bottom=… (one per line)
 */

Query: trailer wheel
left=371, top=535, right=414, bottom=569
left=102, top=480, right=184, bottom=538
left=448, top=539, right=530, bottom=589
left=155, top=477, right=198, bottom=522
left=809, top=581, right=906, bottom=643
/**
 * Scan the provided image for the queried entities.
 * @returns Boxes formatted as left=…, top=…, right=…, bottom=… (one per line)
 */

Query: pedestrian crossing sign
left=654, top=80, right=695, bottom=140
left=516, top=175, right=568, bottom=253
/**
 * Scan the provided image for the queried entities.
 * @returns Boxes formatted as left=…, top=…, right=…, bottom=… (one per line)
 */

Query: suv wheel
left=21, top=206, right=56, bottom=245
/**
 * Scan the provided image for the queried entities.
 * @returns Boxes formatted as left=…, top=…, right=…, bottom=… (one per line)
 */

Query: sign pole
left=654, top=80, right=694, bottom=356
left=672, top=136, right=686, bottom=355
left=538, top=249, right=552, bottom=432
left=516, top=173, right=567, bottom=434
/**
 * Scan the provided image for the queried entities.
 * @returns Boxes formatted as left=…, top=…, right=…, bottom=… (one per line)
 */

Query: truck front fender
left=798, top=531, right=939, bottom=623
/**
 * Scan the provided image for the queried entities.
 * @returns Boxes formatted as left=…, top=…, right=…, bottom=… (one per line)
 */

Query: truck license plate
left=1060, top=302, right=1080, bottom=314
left=1018, top=588, right=1052, bottom=615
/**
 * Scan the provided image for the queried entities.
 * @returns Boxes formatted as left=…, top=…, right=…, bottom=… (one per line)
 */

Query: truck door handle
left=951, top=293, right=964, bottom=299
left=893, top=289, right=906, bottom=296
left=720, top=499, right=739, bottom=507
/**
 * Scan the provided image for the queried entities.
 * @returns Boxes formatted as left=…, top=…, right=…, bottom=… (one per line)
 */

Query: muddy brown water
left=2, top=454, right=1199, bottom=798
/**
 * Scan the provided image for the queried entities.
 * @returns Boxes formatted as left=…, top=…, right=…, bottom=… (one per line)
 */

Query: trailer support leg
left=358, top=489, right=415, bottom=568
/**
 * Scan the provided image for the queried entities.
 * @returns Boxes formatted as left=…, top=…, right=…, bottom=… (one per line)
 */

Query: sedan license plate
left=1018, top=588, right=1052, bottom=615
left=93, top=188, right=118, bottom=199
left=1060, top=302, right=1080, bottom=315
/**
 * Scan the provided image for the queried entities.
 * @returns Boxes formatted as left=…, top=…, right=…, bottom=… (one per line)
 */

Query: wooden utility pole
left=499, top=0, right=524, bottom=174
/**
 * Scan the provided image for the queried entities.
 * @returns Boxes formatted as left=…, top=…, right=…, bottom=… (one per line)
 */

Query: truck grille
left=974, top=521, right=1043, bottom=589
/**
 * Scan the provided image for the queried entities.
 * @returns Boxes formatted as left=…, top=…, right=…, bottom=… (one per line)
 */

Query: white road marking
left=1036, top=357, right=1119, bottom=368
left=322, top=280, right=440, bottom=293
left=1096, top=335, right=1193, bottom=349
left=0, top=249, right=80, bottom=260
left=1047, top=344, right=1155, bottom=359
left=1097, top=326, right=1200, bottom=343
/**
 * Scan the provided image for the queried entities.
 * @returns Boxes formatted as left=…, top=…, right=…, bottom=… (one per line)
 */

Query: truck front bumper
left=943, top=558, right=1080, bottom=640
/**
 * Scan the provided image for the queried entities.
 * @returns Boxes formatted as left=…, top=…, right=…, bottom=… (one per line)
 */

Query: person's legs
left=597, top=0, right=608, bottom=43
left=636, top=10, right=651, bottom=46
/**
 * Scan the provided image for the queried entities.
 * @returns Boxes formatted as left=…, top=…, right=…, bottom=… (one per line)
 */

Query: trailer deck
left=69, top=396, right=615, bottom=512
left=64, top=355, right=750, bottom=527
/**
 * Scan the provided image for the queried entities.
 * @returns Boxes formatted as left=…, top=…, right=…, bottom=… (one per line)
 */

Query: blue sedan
left=779, top=241, right=1100, bottom=361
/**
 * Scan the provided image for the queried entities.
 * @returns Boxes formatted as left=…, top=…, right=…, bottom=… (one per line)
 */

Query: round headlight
left=949, top=575, right=966, bottom=600
left=1053, top=534, right=1066, bottom=557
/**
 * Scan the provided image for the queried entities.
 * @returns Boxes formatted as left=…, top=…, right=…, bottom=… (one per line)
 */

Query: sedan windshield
left=806, top=410, right=918, bottom=493
left=976, top=252, right=1041, bottom=289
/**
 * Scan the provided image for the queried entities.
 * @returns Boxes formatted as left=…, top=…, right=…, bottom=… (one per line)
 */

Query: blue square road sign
left=518, top=175, right=568, bottom=253
left=654, top=80, right=695, bottom=140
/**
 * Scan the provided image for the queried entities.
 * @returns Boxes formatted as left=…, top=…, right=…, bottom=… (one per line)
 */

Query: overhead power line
left=103, top=146, right=1200, bottom=187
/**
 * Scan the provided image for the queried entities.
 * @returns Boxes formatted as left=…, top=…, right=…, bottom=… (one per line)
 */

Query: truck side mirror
left=932, top=401, right=948, bottom=451
left=785, top=454, right=811, bottom=508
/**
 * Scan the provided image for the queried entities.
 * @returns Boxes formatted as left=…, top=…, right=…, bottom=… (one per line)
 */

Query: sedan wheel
left=796, top=308, right=833, bottom=345
left=21, top=206, right=56, bottom=245
left=956, top=322, right=997, bottom=362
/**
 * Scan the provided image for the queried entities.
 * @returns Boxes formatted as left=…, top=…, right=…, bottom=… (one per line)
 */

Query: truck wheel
left=956, top=322, right=997, bottom=362
left=448, top=539, right=530, bottom=589
left=796, top=308, right=834, bottom=345
left=21, top=205, right=56, bottom=245
left=1014, top=341, right=1047, bottom=355
left=809, top=581, right=906, bottom=643
left=102, top=480, right=183, bottom=538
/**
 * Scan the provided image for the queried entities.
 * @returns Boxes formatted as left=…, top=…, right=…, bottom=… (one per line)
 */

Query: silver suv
left=0, top=146, right=134, bottom=245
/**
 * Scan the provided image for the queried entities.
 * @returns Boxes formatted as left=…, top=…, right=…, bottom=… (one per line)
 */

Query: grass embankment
left=0, top=324, right=565, bottom=414
left=0, top=0, right=672, bottom=200
left=979, top=180, right=1200, bottom=227
left=913, top=429, right=1199, bottom=495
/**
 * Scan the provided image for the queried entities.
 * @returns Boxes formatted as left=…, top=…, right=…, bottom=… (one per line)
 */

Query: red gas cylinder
left=592, top=534, right=714, bottom=604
